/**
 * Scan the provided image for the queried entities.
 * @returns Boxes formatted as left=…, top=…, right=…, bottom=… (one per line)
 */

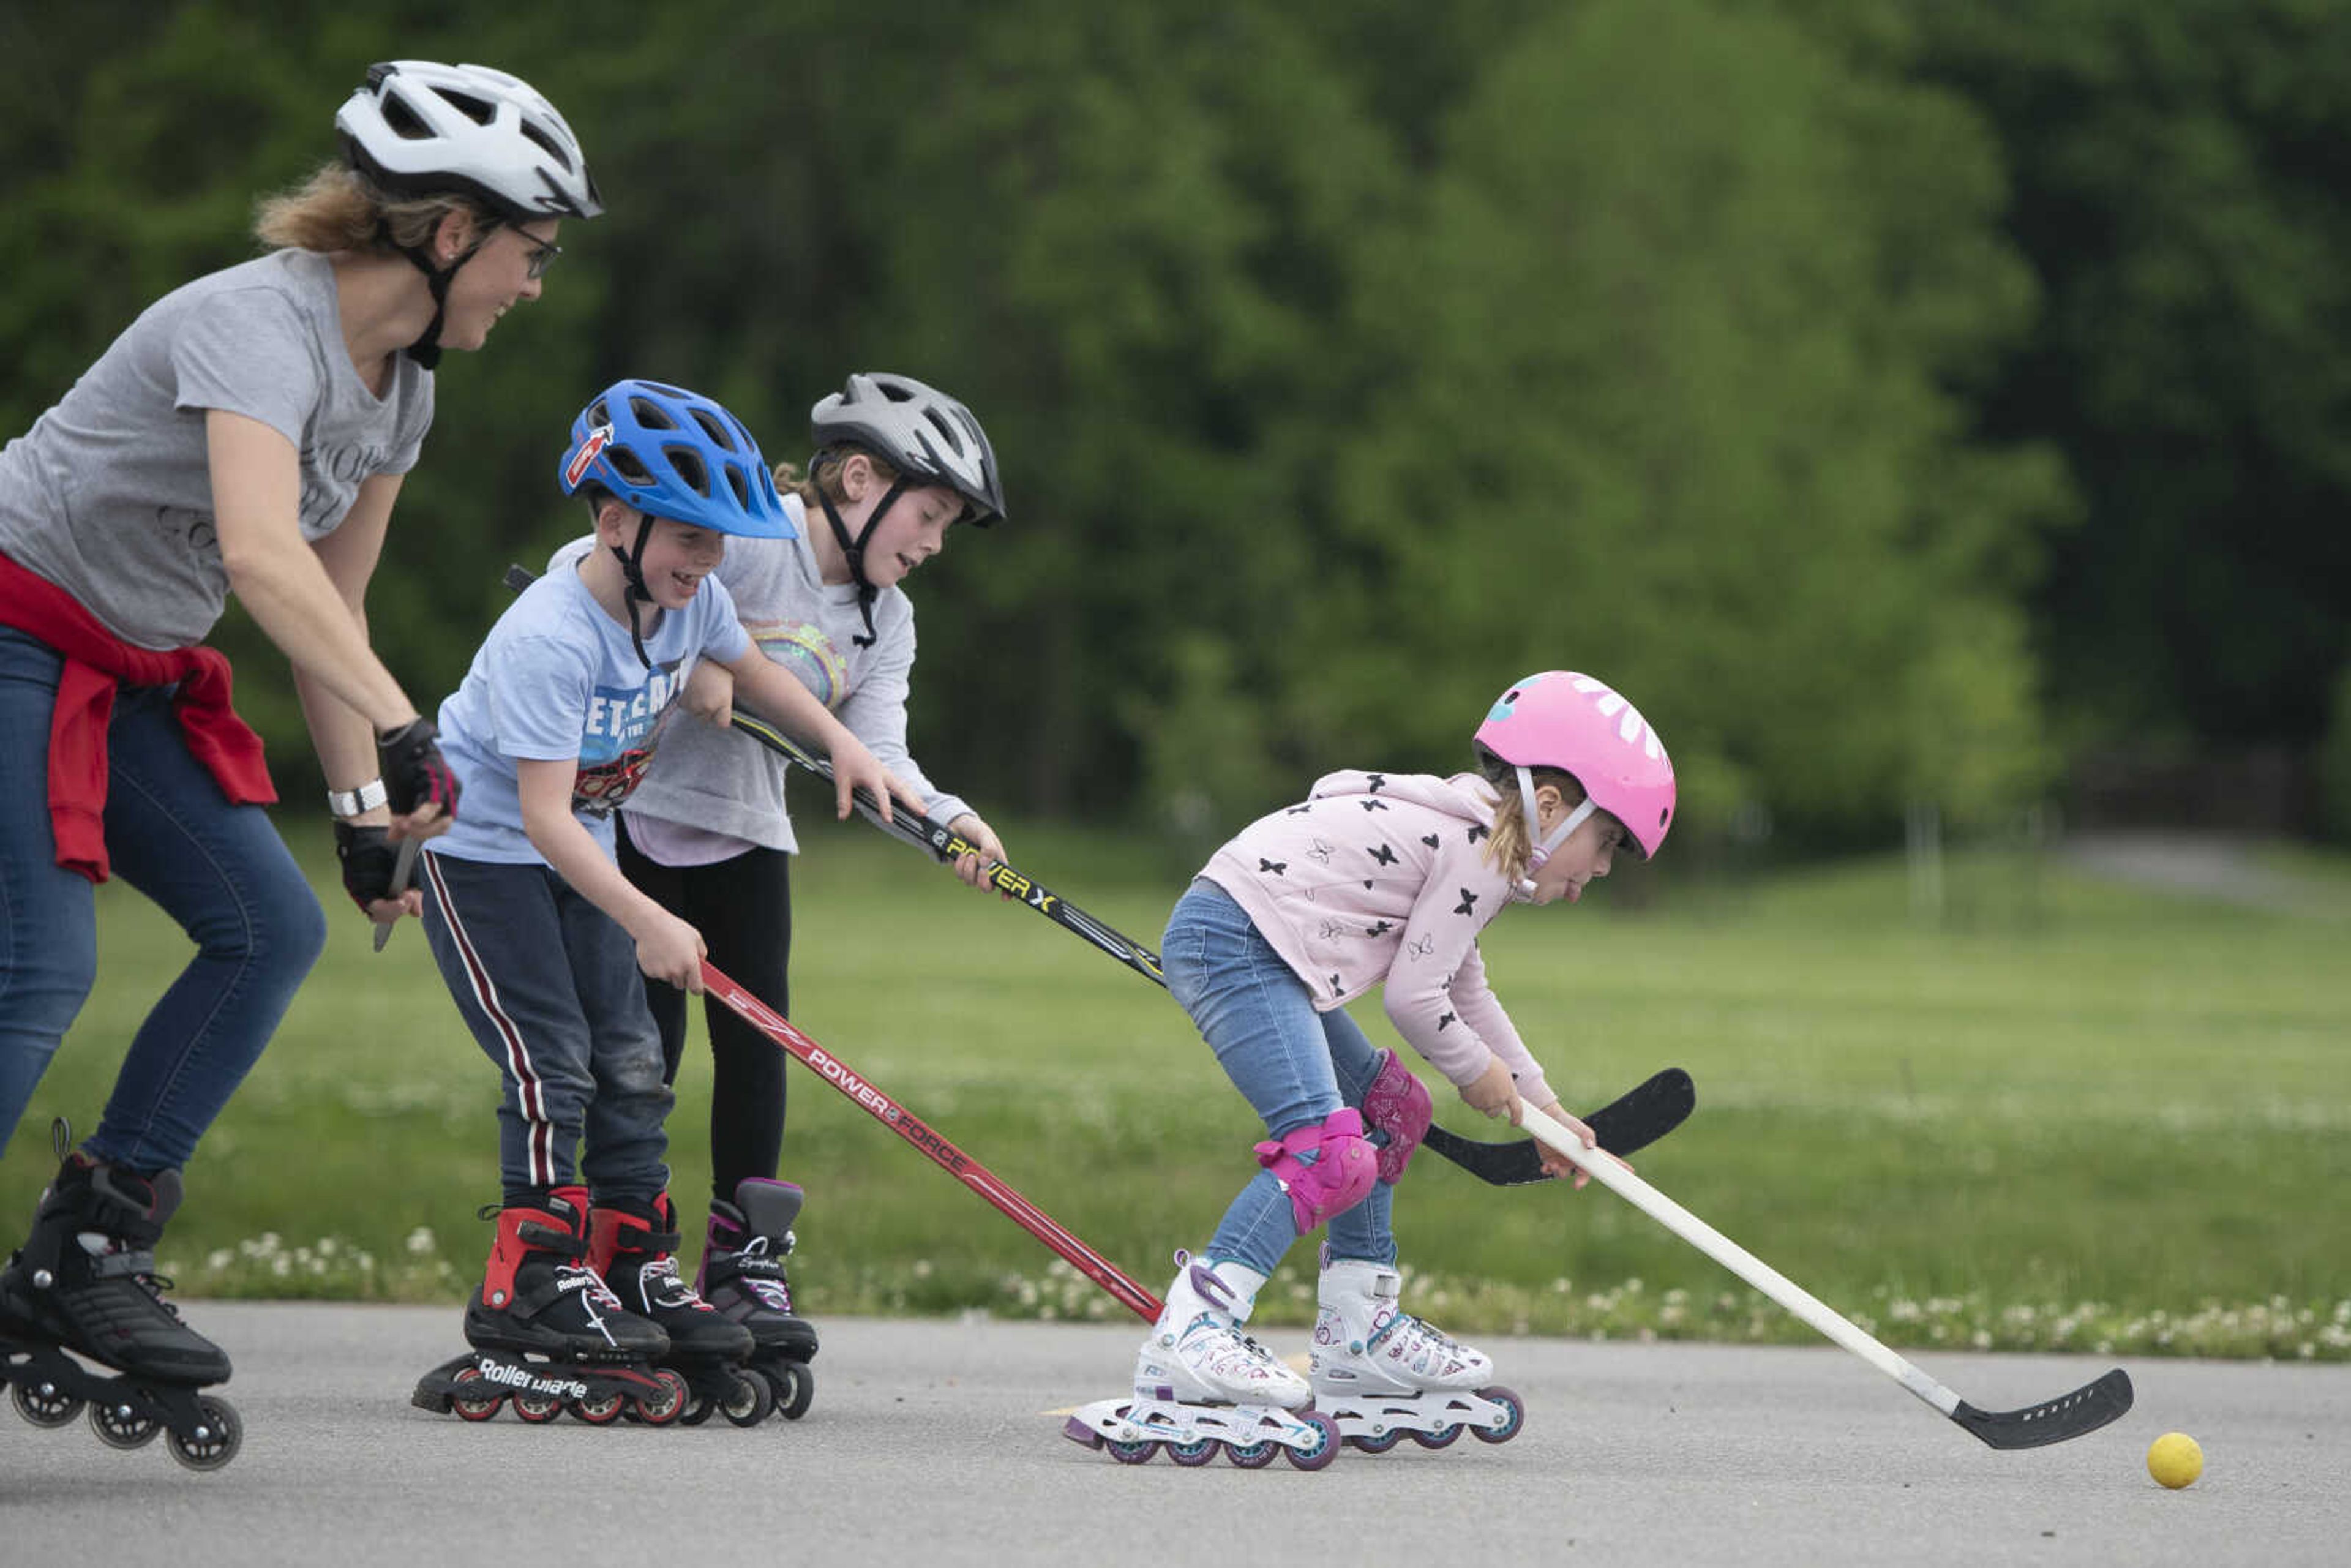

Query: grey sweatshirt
left=546, top=493, right=969, bottom=863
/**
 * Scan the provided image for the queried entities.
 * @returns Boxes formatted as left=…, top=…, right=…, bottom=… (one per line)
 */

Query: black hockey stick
left=500, top=563, right=1692, bottom=1179
left=1517, top=1105, right=2135, bottom=1449
left=736, top=709, right=1174, bottom=984
left=724, top=702, right=1694, bottom=1180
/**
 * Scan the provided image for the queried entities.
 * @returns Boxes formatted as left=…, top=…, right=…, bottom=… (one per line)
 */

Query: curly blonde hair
left=253, top=162, right=493, bottom=255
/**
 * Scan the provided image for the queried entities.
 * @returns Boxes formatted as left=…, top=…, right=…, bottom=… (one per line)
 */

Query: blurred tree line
left=4, top=0, right=2344, bottom=854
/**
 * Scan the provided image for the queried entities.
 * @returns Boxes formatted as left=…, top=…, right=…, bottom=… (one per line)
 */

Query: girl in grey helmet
left=542, top=372, right=1010, bottom=1381
left=0, top=61, right=596, bottom=1463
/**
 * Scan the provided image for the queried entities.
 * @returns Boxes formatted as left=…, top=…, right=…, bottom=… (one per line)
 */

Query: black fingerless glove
left=378, top=718, right=462, bottom=819
left=333, top=821, right=419, bottom=912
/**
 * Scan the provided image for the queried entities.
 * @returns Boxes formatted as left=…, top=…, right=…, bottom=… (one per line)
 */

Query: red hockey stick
left=698, top=960, right=1163, bottom=1323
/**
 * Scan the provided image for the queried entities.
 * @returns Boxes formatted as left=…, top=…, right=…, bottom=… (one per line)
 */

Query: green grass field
left=7, top=815, right=2346, bottom=1362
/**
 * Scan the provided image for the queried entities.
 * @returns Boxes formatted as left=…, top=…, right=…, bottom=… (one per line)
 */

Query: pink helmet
left=1473, top=672, right=1676, bottom=860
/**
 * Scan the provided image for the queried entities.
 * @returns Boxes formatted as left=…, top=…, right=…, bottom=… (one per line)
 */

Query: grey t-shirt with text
left=0, top=249, right=433, bottom=649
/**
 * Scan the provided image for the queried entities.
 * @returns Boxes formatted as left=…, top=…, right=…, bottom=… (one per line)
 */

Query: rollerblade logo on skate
left=474, top=1360, right=588, bottom=1399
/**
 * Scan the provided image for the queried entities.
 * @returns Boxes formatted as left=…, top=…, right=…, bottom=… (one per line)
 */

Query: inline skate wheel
left=634, top=1368, right=688, bottom=1426
left=767, top=1362, right=814, bottom=1420
left=447, top=1365, right=504, bottom=1422
left=1104, top=1437, right=1158, bottom=1464
left=1167, top=1438, right=1219, bottom=1467
left=1224, top=1438, right=1278, bottom=1469
left=1410, top=1420, right=1463, bottom=1449
left=10, top=1375, right=83, bottom=1428
left=571, top=1390, right=627, bottom=1425
left=1283, top=1411, right=1340, bottom=1471
left=89, top=1397, right=160, bottom=1449
left=165, top=1395, right=241, bottom=1472
left=512, top=1392, right=564, bottom=1424
left=1471, top=1386, right=1524, bottom=1444
left=1349, top=1425, right=1405, bottom=1454
left=720, top=1371, right=773, bottom=1428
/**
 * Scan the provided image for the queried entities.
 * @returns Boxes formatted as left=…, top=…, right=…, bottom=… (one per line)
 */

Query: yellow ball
left=2147, top=1431, right=2203, bottom=1489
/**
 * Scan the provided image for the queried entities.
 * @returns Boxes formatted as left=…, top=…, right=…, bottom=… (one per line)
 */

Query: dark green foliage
left=4, top=0, right=2339, bottom=844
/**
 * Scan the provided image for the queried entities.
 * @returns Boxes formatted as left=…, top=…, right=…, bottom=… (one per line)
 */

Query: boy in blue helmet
left=414, top=378, right=919, bottom=1422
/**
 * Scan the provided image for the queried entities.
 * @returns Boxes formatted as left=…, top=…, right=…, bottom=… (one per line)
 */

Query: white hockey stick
left=1518, top=1105, right=2132, bottom=1450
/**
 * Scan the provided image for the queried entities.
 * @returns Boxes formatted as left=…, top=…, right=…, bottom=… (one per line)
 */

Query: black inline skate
left=0, top=1121, right=242, bottom=1471
left=695, top=1178, right=817, bottom=1419
left=413, top=1185, right=682, bottom=1425
left=589, top=1192, right=767, bottom=1426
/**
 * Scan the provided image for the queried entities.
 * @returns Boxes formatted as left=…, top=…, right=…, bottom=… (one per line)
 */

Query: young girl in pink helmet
left=1068, top=670, right=1674, bottom=1466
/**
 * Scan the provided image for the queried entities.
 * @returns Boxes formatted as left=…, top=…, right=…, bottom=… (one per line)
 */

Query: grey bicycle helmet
left=808, top=373, right=1005, bottom=648
left=811, top=373, right=1006, bottom=525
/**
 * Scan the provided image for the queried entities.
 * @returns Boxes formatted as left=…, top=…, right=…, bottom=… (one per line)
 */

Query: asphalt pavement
left=1, top=1304, right=2341, bottom=1567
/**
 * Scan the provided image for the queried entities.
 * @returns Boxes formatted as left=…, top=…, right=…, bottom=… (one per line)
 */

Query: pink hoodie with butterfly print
left=1201, top=769, right=1555, bottom=1110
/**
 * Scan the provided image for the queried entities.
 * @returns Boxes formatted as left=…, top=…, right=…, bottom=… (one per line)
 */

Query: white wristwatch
left=326, top=778, right=389, bottom=819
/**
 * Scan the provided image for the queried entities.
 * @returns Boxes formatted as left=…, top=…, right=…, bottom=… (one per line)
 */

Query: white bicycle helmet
left=337, top=60, right=602, bottom=222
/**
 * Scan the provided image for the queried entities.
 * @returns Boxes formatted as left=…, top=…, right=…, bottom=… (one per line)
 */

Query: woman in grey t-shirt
left=0, top=62, right=598, bottom=1458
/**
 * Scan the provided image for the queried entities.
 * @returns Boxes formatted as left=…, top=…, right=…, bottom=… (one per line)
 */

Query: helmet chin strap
left=380, top=220, right=490, bottom=370
left=607, top=514, right=657, bottom=670
left=814, top=468, right=909, bottom=649
left=1519, top=765, right=1597, bottom=870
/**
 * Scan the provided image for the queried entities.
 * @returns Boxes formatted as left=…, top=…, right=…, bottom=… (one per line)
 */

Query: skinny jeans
left=0, top=626, right=326, bottom=1172
left=1161, top=877, right=1395, bottom=1278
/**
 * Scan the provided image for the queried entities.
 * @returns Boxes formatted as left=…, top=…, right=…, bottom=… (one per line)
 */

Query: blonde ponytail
left=773, top=448, right=904, bottom=509
left=1479, top=762, right=1582, bottom=882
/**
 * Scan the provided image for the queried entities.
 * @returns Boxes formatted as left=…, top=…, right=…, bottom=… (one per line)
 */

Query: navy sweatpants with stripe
left=420, top=850, right=672, bottom=1204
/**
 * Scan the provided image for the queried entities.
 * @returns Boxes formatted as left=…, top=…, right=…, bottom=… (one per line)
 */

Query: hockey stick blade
left=1423, top=1067, right=1694, bottom=1182
left=1518, top=1103, right=2132, bottom=1450
left=1949, top=1367, right=2134, bottom=1450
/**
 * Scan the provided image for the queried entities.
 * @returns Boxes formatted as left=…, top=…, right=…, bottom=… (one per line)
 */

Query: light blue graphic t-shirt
left=429, top=562, right=751, bottom=865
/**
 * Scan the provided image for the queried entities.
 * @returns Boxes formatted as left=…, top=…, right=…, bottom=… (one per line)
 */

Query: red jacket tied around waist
left=0, top=550, right=276, bottom=882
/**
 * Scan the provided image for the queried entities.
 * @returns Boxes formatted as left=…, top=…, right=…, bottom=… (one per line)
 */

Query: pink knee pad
left=1361, top=1048, right=1431, bottom=1184
left=1254, top=1108, right=1378, bottom=1234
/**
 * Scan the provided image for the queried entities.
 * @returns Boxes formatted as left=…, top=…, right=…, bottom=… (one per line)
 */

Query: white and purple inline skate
left=1066, top=1251, right=1338, bottom=1470
left=1310, top=1251, right=1523, bottom=1452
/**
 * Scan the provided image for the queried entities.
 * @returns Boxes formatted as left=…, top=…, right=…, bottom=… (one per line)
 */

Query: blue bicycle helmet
left=558, top=378, right=793, bottom=539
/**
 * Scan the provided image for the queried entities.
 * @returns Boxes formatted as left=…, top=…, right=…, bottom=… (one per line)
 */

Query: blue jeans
left=0, top=626, right=327, bottom=1171
left=419, top=850, right=673, bottom=1204
left=1163, top=878, right=1395, bottom=1278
